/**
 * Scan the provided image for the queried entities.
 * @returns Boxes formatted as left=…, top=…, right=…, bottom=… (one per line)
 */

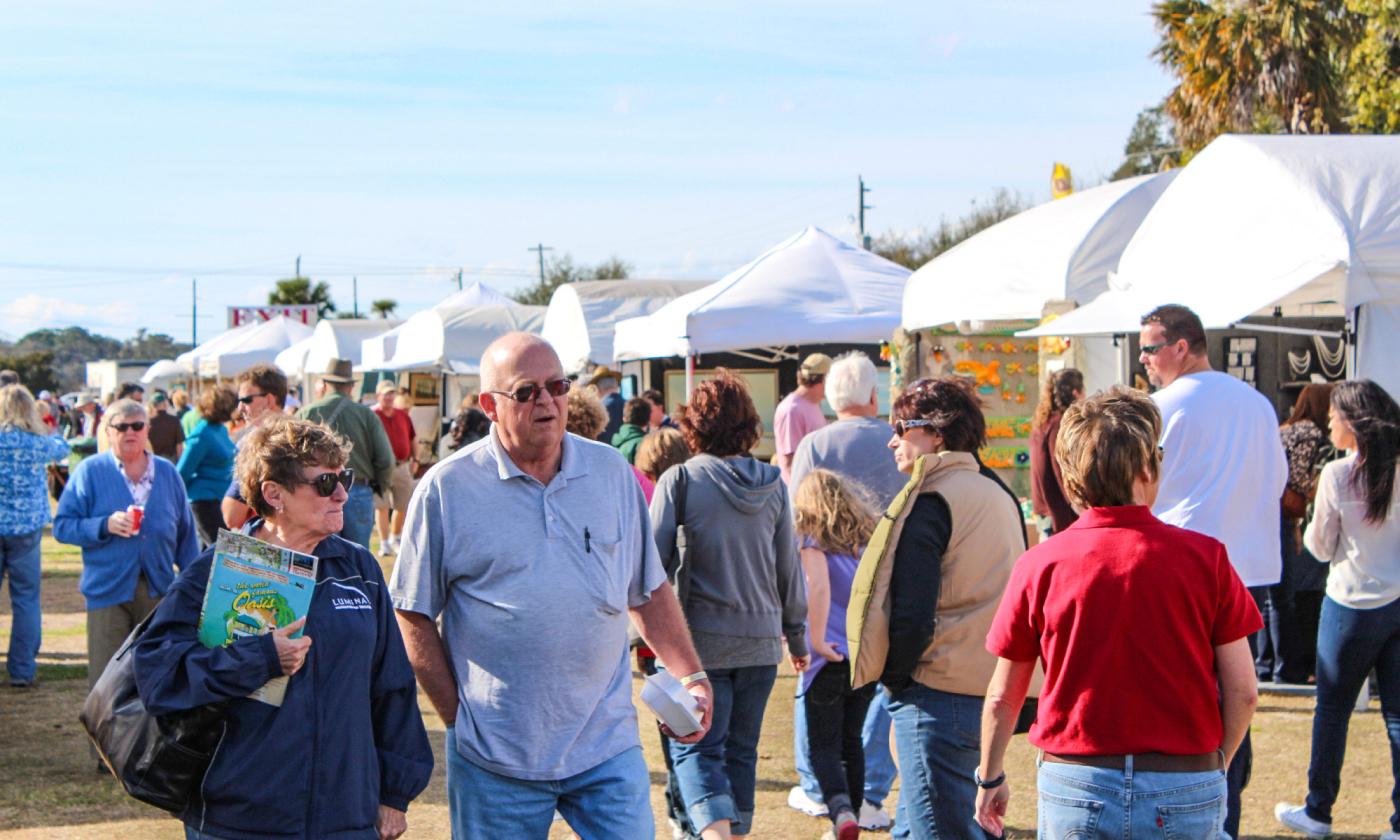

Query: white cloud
left=4, top=293, right=140, bottom=332
left=612, top=92, right=632, bottom=115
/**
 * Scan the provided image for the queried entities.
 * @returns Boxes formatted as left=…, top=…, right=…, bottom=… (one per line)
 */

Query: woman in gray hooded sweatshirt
left=651, top=371, right=810, bottom=840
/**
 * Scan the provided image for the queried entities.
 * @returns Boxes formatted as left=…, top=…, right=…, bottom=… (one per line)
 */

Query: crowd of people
left=1, top=297, right=1398, bottom=840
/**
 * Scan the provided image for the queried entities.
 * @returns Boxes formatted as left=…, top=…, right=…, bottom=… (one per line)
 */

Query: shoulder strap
left=672, top=465, right=693, bottom=610
left=675, top=464, right=688, bottom=526
left=321, top=395, right=352, bottom=429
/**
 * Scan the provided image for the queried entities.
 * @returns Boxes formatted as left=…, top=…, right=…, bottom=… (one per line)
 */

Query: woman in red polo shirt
left=973, top=386, right=1261, bottom=839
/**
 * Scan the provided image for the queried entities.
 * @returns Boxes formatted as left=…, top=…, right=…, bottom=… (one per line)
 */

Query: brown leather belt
left=1042, top=751, right=1224, bottom=773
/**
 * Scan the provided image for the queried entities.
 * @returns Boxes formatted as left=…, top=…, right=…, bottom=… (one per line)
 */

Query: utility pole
left=295, top=255, right=302, bottom=278
left=191, top=277, right=198, bottom=345
left=858, top=176, right=873, bottom=250
left=528, top=244, right=552, bottom=287
left=456, top=268, right=463, bottom=291
left=353, top=276, right=360, bottom=318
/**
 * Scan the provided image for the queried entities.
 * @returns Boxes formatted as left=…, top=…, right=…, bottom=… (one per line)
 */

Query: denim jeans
left=887, top=684, right=990, bottom=840
left=795, top=682, right=897, bottom=808
left=1036, top=756, right=1228, bottom=838
left=802, top=659, right=877, bottom=818
left=445, top=731, right=653, bottom=840
left=1305, top=595, right=1400, bottom=832
left=0, top=529, right=43, bottom=683
left=338, top=483, right=375, bottom=550
left=667, top=664, right=777, bottom=835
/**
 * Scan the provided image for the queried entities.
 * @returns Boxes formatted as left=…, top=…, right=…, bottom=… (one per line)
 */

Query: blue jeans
left=887, top=684, right=989, bottom=840
left=1036, top=756, right=1227, bottom=838
left=795, top=683, right=897, bottom=807
left=445, top=731, right=652, bottom=840
left=667, top=664, right=777, bottom=835
left=338, top=484, right=375, bottom=550
left=1305, top=595, right=1400, bottom=831
left=1, top=529, right=43, bottom=683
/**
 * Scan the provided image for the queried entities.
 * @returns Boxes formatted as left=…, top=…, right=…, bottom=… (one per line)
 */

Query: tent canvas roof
left=183, top=316, right=315, bottom=378
left=902, top=171, right=1178, bottom=330
left=542, top=279, right=711, bottom=372
left=361, top=283, right=519, bottom=370
left=382, top=304, right=547, bottom=373
left=613, top=226, right=909, bottom=360
left=300, top=318, right=402, bottom=376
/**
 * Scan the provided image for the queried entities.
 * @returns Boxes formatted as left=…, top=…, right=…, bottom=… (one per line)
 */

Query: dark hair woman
left=1262, top=382, right=1336, bottom=685
left=1277, top=380, right=1400, bottom=837
left=846, top=376, right=1029, bottom=839
left=650, top=371, right=809, bottom=839
left=176, top=386, right=239, bottom=548
left=134, top=415, right=432, bottom=840
left=1029, top=368, right=1084, bottom=539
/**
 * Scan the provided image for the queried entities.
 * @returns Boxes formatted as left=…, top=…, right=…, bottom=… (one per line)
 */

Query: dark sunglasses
left=236, top=392, right=269, bottom=405
left=1140, top=341, right=1172, bottom=355
left=488, top=378, right=571, bottom=403
left=112, top=421, right=146, bottom=433
left=892, top=418, right=933, bottom=438
left=291, top=469, right=354, bottom=497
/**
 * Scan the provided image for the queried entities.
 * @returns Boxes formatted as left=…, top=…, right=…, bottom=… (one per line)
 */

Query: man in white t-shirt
left=1139, top=303, right=1285, bottom=840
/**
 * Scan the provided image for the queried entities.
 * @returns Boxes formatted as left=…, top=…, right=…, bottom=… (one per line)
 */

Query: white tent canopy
left=542, top=279, right=711, bottom=373
left=178, top=316, right=315, bottom=379
left=274, top=335, right=315, bottom=380
left=140, top=358, right=190, bottom=385
left=1017, top=135, right=1400, bottom=394
left=902, top=171, right=1178, bottom=330
left=381, top=304, right=547, bottom=373
left=614, top=226, right=910, bottom=360
left=300, top=318, right=402, bottom=378
left=361, top=282, right=518, bottom=370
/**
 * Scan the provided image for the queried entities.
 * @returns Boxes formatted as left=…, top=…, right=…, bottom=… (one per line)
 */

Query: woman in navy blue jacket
left=134, top=415, right=432, bottom=840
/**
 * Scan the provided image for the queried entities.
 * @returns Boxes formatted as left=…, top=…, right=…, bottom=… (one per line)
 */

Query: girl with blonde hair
left=793, top=468, right=879, bottom=840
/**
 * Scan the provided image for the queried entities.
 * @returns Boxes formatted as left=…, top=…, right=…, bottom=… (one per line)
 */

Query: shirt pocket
left=583, top=529, right=629, bottom=616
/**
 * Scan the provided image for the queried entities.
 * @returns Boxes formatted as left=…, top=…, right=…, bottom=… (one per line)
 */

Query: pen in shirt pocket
left=584, top=527, right=592, bottom=554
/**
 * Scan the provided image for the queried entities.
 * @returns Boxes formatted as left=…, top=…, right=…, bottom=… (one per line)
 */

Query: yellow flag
left=1051, top=162, right=1073, bottom=200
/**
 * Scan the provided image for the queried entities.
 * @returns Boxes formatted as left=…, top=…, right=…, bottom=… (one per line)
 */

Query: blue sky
left=0, top=2, right=1173, bottom=343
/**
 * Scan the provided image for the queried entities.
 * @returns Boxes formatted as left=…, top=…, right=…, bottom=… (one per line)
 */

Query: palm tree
left=370, top=299, right=398, bottom=319
left=1152, top=0, right=1358, bottom=153
left=268, top=277, right=336, bottom=319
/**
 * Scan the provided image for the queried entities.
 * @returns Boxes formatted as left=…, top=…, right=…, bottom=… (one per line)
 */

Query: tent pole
left=685, top=354, right=695, bottom=398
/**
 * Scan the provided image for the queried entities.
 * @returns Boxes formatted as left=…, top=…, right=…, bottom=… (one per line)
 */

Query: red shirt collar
left=1064, top=505, right=1158, bottom=530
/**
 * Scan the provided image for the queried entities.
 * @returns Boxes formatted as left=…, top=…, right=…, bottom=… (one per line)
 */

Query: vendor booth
left=362, top=282, right=517, bottom=371
left=1020, top=134, right=1400, bottom=409
left=176, top=316, right=314, bottom=382
left=541, top=279, right=710, bottom=375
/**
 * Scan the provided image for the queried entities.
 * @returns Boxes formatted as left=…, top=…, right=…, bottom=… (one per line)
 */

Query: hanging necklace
left=1313, top=336, right=1345, bottom=378
left=1287, top=348, right=1312, bottom=378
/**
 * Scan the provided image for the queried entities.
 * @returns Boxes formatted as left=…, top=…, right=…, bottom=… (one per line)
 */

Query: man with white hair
left=390, top=332, right=712, bottom=839
left=787, top=350, right=904, bottom=830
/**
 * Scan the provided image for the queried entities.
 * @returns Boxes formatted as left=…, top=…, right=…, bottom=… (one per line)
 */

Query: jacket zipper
left=304, top=640, right=318, bottom=837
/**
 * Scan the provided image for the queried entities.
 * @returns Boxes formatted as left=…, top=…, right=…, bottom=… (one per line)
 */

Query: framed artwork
left=409, top=373, right=440, bottom=406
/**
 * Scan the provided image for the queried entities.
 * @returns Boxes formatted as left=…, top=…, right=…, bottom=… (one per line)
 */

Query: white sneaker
left=377, top=538, right=392, bottom=556
left=859, top=801, right=892, bottom=830
left=1380, top=831, right=1400, bottom=840
left=1275, top=802, right=1332, bottom=838
left=787, top=784, right=829, bottom=817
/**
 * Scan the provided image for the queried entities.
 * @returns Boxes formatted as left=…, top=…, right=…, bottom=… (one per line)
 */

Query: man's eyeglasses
left=290, top=469, right=355, bottom=497
left=893, top=418, right=934, bottom=438
left=236, top=392, right=268, bottom=405
left=1140, top=341, right=1172, bottom=356
left=111, top=421, right=146, bottom=433
left=488, top=379, right=572, bottom=404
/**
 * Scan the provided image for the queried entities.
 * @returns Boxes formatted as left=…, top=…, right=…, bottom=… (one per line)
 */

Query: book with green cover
left=197, top=529, right=318, bottom=706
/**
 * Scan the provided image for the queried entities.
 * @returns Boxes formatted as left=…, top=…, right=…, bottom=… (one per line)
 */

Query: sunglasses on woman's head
left=488, top=378, right=571, bottom=403
left=112, top=421, right=146, bottom=433
left=892, top=418, right=933, bottom=438
left=293, top=469, right=354, bottom=497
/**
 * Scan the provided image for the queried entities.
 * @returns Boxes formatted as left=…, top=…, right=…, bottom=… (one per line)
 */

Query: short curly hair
left=197, top=385, right=239, bottom=425
left=679, top=370, right=762, bottom=457
left=891, top=377, right=986, bottom=453
left=635, top=427, right=690, bottom=480
left=237, top=415, right=351, bottom=517
left=566, top=387, right=609, bottom=440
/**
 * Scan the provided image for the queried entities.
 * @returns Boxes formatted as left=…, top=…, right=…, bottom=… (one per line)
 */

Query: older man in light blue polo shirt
left=391, top=332, right=711, bottom=840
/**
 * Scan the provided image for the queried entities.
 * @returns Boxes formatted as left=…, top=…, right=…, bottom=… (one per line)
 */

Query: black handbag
left=80, top=609, right=229, bottom=815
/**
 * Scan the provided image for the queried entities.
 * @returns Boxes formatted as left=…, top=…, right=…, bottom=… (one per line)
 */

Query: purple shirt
left=799, top=538, right=861, bottom=693
left=774, top=390, right=826, bottom=484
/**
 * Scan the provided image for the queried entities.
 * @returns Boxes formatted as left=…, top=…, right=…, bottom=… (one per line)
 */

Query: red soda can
left=127, top=504, right=144, bottom=535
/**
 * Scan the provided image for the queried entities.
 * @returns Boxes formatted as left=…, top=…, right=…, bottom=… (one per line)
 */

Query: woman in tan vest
left=847, top=377, right=1026, bottom=840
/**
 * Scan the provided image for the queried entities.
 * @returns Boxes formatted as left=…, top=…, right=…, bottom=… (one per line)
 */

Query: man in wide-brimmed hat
left=586, top=364, right=626, bottom=443
left=297, top=359, right=395, bottom=549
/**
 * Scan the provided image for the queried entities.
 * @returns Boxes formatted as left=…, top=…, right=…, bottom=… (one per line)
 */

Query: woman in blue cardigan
left=54, top=398, right=199, bottom=698
left=176, top=386, right=238, bottom=547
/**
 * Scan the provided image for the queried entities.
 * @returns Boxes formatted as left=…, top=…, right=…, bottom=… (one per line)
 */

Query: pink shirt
left=773, top=390, right=826, bottom=483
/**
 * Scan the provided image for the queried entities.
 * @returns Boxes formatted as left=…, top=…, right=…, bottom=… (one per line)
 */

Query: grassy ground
left=0, top=533, right=1393, bottom=838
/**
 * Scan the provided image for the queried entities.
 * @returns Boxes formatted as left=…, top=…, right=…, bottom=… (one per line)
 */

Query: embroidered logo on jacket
left=328, top=580, right=373, bottom=611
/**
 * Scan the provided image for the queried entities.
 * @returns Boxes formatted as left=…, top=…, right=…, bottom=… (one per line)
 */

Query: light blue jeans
left=446, top=731, right=652, bottom=840
left=1036, top=755, right=1228, bottom=839
left=1, top=529, right=43, bottom=683
left=338, top=483, right=375, bottom=550
left=794, top=684, right=897, bottom=807
left=887, top=684, right=988, bottom=839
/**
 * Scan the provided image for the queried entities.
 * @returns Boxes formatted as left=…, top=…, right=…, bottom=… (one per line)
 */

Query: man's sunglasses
left=488, top=379, right=572, bottom=403
left=236, top=392, right=268, bottom=405
left=1140, top=341, right=1175, bottom=355
left=892, top=418, right=934, bottom=438
left=112, top=421, right=146, bottom=433
left=291, top=469, right=355, bottom=497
